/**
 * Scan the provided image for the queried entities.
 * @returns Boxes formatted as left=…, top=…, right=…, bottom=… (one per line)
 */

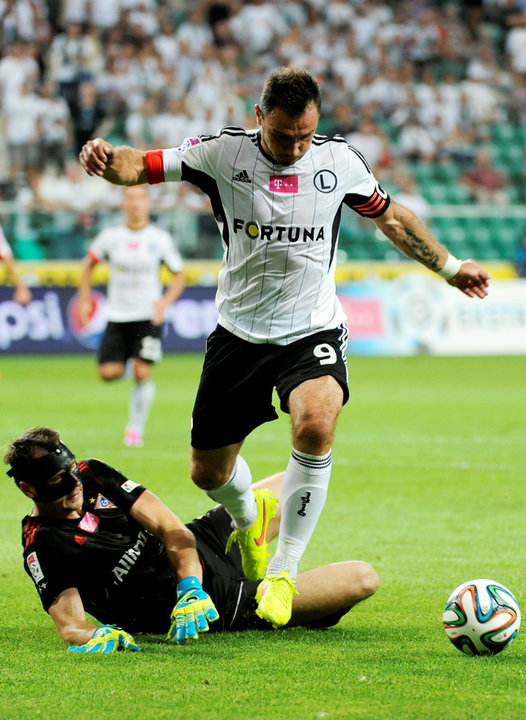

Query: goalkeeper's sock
left=205, top=455, right=256, bottom=530
left=267, top=448, right=332, bottom=578
left=128, top=378, right=155, bottom=433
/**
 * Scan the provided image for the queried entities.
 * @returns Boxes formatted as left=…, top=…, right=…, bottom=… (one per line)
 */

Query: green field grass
left=0, top=353, right=525, bottom=720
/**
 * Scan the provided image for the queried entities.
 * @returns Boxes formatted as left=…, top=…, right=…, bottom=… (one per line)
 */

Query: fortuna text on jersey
left=233, top=218, right=325, bottom=243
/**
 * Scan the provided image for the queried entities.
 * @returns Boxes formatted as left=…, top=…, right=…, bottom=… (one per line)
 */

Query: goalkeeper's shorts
left=188, top=504, right=347, bottom=632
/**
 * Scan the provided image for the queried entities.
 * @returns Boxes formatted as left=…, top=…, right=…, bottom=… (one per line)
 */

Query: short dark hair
left=4, top=427, right=60, bottom=475
left=259, top=67, right=321, bottom=117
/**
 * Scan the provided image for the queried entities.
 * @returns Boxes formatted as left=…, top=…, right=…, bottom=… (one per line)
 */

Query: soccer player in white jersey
left=0, top=224, right=32, bottom=305
left=79, top=67, right=491, bottom=627
left=78, top=185, right=185, bottom=447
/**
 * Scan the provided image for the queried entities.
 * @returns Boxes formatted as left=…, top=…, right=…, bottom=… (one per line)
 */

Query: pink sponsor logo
left=339, top=297, right=383, bottom=337
left=79, top=512, right=100, bottom=533
left=269, top=175, right=298, bottom=193
left=177, top=136, right=202, bottom=152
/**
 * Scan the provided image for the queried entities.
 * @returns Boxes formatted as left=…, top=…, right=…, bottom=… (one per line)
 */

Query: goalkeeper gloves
left=68, top=625, right=142, bottom=653
left=166, top=576, right=219, bottom=644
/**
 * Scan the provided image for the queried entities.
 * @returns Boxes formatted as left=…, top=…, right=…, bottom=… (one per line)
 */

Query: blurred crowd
left=1, top=0, right=526, bottom=224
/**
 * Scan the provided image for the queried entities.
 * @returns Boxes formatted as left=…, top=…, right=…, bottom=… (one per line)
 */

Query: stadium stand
left=0, top=0, right=525, bottom=267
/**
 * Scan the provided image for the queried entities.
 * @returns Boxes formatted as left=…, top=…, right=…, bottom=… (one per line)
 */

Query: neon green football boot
left=255, top=570, right=299, bottom=628
left=225, top=489, right=278, bottom=581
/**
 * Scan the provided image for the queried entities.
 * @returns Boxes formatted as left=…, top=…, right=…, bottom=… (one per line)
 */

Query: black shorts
left=98, top=321, right=163, bottom=365
left=188, top=505, right=269, bottom=632
left=191, top=324, right=349, bottom=450
left=189, top=505, right=347, bottom=632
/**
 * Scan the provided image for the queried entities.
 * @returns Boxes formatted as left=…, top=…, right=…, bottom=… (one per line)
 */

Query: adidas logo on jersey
left=232, top=169, right=252, bottom=183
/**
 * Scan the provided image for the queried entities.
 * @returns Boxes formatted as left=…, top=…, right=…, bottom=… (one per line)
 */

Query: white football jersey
left=0, top=225, right=13, bottom=260
left=146, top=128, right=390, bottom=344
left=88, top=223, right=183, bottom=322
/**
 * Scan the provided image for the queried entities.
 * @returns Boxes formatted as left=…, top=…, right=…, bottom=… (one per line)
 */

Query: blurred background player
left=0, top=222, right=32, bottom=305
left=78, top=185, right=185, bottom=447
left=4, top=426, right=379, bottom=652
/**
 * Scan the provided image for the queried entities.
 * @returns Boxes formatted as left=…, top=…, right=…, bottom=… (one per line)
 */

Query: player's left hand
left=447, top=259, right=491, bottom=299
left=166, top=576, right=219, bottom=644
left=68, top=625, right=142, bottom=653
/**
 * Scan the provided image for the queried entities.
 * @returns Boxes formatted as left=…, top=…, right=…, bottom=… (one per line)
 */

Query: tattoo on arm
left=402, top=225, right=440, bottom=270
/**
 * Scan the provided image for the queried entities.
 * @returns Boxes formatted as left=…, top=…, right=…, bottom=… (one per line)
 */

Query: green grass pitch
left=0, top=353, right=525, bottom=720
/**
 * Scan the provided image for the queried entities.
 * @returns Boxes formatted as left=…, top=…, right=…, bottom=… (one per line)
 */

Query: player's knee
left=98, top=366, right=123, bottom=381
left=293, top=412, right=335, bottom=452
left=191, top=460, right=231, bottom=490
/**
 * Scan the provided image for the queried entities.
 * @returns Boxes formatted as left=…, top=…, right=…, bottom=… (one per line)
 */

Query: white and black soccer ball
left=443, top=579, right=521, bottom=656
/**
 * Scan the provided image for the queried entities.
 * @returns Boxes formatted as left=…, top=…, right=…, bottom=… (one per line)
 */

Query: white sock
left=205, top=456, right=256, bottom=530
left=267, top=448, right=332, bottom=578
left=128, top=379, right=155, bottom=434
left=124, top=359, right=134, bottom=379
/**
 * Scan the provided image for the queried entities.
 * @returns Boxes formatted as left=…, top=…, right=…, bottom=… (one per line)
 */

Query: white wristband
left=438, top=253, right=463, bottom=280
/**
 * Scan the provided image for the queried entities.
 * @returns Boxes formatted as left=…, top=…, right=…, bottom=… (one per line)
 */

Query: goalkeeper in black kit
left=5, top=427, right=379, bottom=653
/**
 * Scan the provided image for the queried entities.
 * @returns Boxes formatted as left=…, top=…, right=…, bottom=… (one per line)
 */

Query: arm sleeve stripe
left=145, top=149, right=165, bottom=184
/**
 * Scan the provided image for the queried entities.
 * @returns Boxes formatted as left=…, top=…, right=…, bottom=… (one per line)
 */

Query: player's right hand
left=68, top=625, right=142, bottom=653
left=166, top=576, right=219, bottom=644
left=79, top=138, right=114, bottom=177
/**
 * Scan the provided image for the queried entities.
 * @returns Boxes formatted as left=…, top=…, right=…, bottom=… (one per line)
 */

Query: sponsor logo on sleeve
left=121, top=480, right=140, bottom=493
left=27, top=551, right=44, bottom=583
left=178, top=136, right=201, bottom=151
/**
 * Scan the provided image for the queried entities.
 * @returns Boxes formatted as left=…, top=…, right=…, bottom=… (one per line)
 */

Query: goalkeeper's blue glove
left=166, top=576, right=219, bottom=644
left=68, top=625, right=142, bottom=653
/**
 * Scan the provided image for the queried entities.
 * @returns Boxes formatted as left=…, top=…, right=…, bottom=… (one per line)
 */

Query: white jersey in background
left=87, top=223, right=183, bottom=322
left=0, top=226, right=14, bottom=259
left=146, top=128, right=390, bottom=345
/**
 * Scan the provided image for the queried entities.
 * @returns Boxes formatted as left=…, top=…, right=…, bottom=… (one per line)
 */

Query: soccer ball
left=443, top=579, right=521, bottom=656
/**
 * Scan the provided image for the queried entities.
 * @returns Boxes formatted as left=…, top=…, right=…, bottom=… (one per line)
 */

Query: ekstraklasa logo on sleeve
left=121, top=480, right=140, bottom=493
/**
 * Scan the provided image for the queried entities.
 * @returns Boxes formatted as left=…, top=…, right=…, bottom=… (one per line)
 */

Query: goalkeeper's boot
left=225, top=488, right=278, bottom=581
left=255, top=570, right=299, bottom=628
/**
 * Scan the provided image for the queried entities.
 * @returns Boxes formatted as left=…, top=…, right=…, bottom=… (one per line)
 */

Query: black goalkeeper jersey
left=21, top=458, right=180, bottom=633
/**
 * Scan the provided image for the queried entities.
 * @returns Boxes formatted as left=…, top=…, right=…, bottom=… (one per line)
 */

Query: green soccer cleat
left=255, top=570, right=299, bottom=628
left=225, top=488, right=278, bottom=581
